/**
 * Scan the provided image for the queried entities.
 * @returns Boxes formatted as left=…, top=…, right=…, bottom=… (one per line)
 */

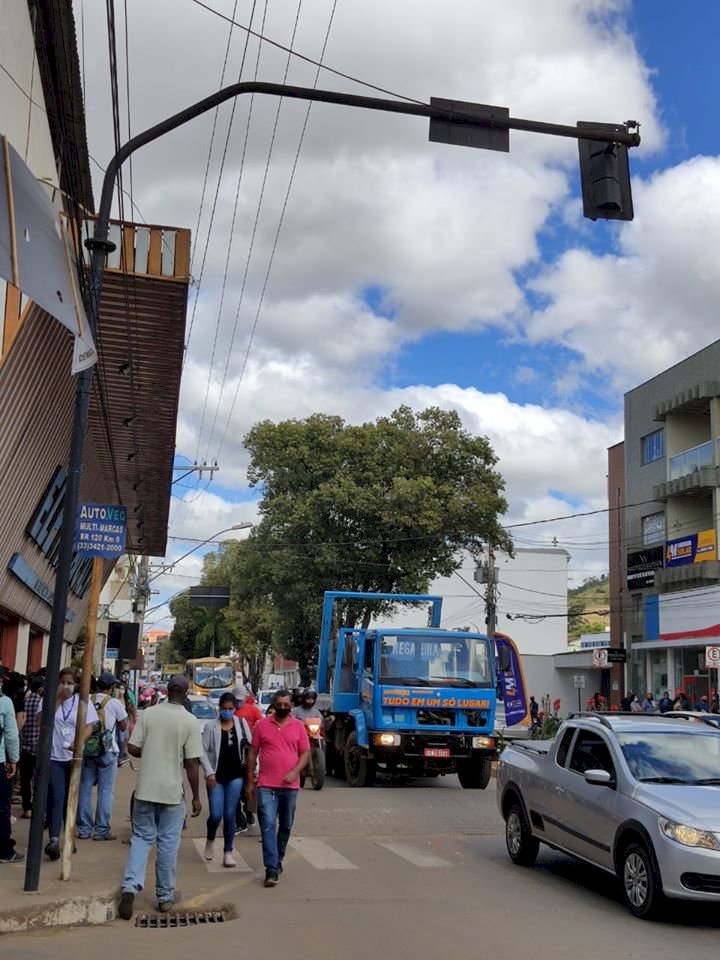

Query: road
left=5, top=773, right=720, bottom=958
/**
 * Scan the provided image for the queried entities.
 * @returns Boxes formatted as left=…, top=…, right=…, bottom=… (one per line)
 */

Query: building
left=609, top=340, right=720, bottom=703
left=0, top=1, right=190, bottom=672
left=142, top=628, right=170, bottom=673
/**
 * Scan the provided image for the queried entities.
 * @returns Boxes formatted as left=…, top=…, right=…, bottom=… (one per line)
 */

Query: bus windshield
left=193, top=661, right=233, bottom=690
left=378, top=634, right=492, bottom=687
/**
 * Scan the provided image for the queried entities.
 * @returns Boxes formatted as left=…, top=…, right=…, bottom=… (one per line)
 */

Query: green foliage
left=243, top=405, right=510, bottom=680
left=568, top=574, right=609, bottom=641
left=168, top=592, right=235, bottom=661
left=530, top=715, right=562, bottom=740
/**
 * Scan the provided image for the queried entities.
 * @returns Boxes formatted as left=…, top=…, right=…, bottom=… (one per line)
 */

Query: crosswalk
left=193, top=835, right=456, bottom=874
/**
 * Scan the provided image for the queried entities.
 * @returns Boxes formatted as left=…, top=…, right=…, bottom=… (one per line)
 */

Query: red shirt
left=235, top=702, right=262, bottom=731
left=252, top=715, right=310, bottom=790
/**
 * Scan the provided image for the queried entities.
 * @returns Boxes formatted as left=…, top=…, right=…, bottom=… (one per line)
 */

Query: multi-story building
left=0, top=0, right=190, bottom=672
left=609, top=340, right=720, bottom=703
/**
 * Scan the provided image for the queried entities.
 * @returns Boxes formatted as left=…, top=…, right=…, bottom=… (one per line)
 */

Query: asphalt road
left=6, top=773, right=720, bottom=959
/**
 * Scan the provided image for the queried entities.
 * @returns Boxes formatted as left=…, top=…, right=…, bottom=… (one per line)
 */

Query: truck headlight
left=373, top=732, right=401, bottom=747
left=472, top=736, right=497, bottom=750
left=660, top=818, right=720, bottom=850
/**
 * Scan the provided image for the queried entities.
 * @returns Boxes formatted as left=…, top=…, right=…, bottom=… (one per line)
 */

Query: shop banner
left=627, top=546, right=663, bottom=589
left=494, top=632, right=529, bottom=726
left=665, top=529, right=717, bottom=568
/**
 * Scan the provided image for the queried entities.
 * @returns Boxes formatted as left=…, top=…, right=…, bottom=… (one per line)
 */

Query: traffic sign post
left=573, top=674, right=586, bottom=711
left=592, top=648, right=610, bottom=669
left=706, top=647, right=720, bottom=703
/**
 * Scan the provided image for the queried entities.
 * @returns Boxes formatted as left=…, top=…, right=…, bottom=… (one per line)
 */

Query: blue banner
left=75, top=503, right=127, bottom=558
left=494, top=632, right=529, bottom=726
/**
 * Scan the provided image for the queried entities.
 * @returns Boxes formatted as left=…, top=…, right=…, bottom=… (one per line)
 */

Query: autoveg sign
left=75, top=503, right=127, bottom=558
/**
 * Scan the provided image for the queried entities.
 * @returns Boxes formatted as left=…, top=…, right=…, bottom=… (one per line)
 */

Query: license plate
left=424, top=747, right=451, bottom=758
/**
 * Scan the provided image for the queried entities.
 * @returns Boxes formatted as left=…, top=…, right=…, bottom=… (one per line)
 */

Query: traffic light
left=577, top=121, right=634, bottom=222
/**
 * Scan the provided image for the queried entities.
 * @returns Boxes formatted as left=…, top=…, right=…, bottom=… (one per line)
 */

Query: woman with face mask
left=44, top=668, right=98, bottom=860
left=199, top=693, right=251, bottom=867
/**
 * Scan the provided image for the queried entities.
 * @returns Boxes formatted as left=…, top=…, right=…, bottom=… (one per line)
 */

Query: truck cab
left=318, top=591, right=508, bottom=788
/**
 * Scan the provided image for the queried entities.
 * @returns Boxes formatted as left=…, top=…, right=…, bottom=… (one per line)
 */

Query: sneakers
left=264, top=870, right=279, bottom=887
left=234, top=823, right=248, bottom=835
left=246, top=813, right=256, bottom=827
left=204, top=840, right=215, bottom=861
left=223, top=852, right=237, bottom=868
left=118, top=892, right=135, bottom=921
left=93, top=833, right=117, bottom=842
left=0, top=851, right=25, bottom=863
left=158, top=892, right=182, bottom=913
left=45, top=840, right=60, bottom=861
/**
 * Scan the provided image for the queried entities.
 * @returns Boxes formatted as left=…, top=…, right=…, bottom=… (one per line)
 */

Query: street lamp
left=147, top=521, right=252, bottom=584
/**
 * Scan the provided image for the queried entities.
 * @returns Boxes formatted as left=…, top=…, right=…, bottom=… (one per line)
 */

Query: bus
left=185, top=657, right=235, bottom=696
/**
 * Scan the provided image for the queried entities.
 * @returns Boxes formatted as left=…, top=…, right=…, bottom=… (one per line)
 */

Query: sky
left=73, top=0, right=720, bottom=629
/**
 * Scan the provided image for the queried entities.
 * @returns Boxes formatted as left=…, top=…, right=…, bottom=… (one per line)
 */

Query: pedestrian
left=712, top=694, right=720, bottom=715
left=200, top=692, right=251, bottom=868
left=673, top=690, right=690, bottom=711
left=0, top=684, right=23, bottom=862
left=77, top=672, right=128, bottom=841
left=19, top=674, right=44, bottom=819
left=44, top=668, right=98, bottom=860
left=235, top=687, right=262, bottom=731
left=620, top=691, right=632, bottom=712
left=529, top=696, right=539, bottom=724
left=118, top=676, right=202, bottom=921
left=658, top=690, right=673, bottom=713
left=115, top=678, right=136, bottom=764
left=641, top=692, right=655, bottom=713
left=695, top=694, right=710, bottom=713
left=246, top=689, right=310, bottom=887
left=630, top=694, right=643, bottom=713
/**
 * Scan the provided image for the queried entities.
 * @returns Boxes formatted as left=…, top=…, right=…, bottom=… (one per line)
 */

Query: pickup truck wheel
left=345, top=732, right=376, bottom=787
left=620, top=842, right=664, bottom=919
left=505, top=803, right=539, bottom=866
left=457, top=757, right=492, bottom=789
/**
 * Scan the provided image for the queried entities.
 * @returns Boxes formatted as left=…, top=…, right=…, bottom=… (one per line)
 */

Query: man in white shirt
left=77, top=672, right=128, bottom=841
left=118, top=675, right=202, bottom=920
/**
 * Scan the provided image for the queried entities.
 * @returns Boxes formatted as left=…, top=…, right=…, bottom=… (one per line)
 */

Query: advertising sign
left=75, top=503, right=127, bottom=558
left=380, top=688, right=491, bottom=709
left=626, top=546, right=663, bottom=589
left=607, top=648, right=627, bottom=663
left=494, top=632, right=529, bottom=726
left=665, top=529, right=717, bottom=568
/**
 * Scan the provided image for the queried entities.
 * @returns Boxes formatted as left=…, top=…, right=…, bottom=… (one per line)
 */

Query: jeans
left=0, top=763, right=16, bottom=859
left=47, top=760, right=71, bottom=841
left=77, top=752, right=118, bottom=838
left=257, top=787, right=298, bottom=873
left=122, top=799, right=185, bottom=904
left=116, top=727, right=129, bottom=760
left=206, top=778, right=243, bottom=853
left=19, top=750, right=36, bottom=812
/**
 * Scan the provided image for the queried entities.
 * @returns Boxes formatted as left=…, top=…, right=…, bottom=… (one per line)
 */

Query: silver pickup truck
left=497, top=712, right=720, bottom=919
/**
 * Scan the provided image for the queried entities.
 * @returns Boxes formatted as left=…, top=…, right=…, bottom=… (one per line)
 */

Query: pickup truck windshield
left=379, top=634, right=492, bottom=686
left=617, top=731, right=720, bottom=783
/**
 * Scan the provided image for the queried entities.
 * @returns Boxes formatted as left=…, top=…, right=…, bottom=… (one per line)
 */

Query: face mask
left=59, top=682, right=75, bottom=697
left=274, top=706, right=291, bottom=718
left=219, top=709, right=235, bottom=721
left=302, top=700, right=314, bottom=709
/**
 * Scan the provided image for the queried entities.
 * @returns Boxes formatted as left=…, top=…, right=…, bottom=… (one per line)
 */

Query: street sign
left=592, top=648, right=610, bottom=669
left=705, top=646, right=720, bottom=669
left=189, top=585, right=230, bottom=608
left=429, top=99, right=510, bottom=152
left=75, top=503, right=127, bottom=558
left=105, top=648, right=119, bottom=660
left=607, top=648, right=627, bottom=664
left=573, top=675, right=586, bottom=689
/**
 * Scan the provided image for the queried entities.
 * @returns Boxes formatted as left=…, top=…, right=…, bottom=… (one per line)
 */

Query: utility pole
left=485, top=548, right=498, bottom=637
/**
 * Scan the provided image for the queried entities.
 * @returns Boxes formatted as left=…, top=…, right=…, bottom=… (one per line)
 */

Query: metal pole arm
left=90, top=81, right=641, bottom=247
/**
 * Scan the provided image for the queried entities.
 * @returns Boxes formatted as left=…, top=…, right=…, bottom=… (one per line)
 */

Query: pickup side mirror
left=584, top=768, right=613, bottom=787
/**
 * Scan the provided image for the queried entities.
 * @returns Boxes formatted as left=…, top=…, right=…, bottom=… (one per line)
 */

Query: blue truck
left=316, top=590, right=514, bottom=789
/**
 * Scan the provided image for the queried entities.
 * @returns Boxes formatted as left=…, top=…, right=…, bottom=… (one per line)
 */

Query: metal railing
left=668, top=440, right=714, bottom=481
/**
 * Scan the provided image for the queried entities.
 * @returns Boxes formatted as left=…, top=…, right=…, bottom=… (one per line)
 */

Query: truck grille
left=416, top=709, right=454, bottom=726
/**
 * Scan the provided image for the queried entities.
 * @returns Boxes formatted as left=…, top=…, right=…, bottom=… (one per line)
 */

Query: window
left=555, top=727, right=576, bottom=768
left=641, top=512, right=665, bottom=546
left=631, top=593, right=642, bottom=619
left=568, top=730, right=615, bottom=776
left=364, top=638, right=374, bottom=673
left=642, top=429, right=664, bottom=465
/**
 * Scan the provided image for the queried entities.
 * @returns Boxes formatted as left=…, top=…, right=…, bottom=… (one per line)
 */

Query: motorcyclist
left=291, top=686, right=304, bottom=708
left=292, top=689, right=323, bottom=721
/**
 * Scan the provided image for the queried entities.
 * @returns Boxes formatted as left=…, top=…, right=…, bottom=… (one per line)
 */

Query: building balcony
left=653, top=441, right=719, bottom=499
left=653, top=382, right=720, bottom=420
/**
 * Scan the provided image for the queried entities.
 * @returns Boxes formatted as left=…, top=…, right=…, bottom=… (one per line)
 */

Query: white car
left=187, top=695, right=219, bottom=733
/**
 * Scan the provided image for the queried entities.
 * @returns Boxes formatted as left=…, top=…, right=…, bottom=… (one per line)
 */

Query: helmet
left=291, top=686, right=304, bottom=706
left=301, top=688, right=317, bottom=703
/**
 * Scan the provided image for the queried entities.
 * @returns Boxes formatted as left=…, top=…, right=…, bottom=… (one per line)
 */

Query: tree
left=243, top=405, right=510, bottom=679
left=168, top=591, right=235, bottom=660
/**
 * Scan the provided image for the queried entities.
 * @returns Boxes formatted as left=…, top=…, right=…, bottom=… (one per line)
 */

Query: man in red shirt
left=234, top=688, right=262, bottom=731
left=246, top=689, right=309, bottom=887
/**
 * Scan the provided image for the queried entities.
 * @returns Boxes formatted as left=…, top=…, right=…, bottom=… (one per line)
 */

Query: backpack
left=83, top=695, right=114, bottom=758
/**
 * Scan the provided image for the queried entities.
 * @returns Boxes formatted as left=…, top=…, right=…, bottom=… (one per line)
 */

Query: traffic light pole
left=25, top=80, right=639, bottom=891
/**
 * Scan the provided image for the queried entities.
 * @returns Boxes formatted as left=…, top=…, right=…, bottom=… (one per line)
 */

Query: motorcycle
left=300, top=717, right=326, bottom=790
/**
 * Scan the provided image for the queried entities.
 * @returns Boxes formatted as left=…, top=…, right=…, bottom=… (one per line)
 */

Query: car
left=498, top=712, right=720, bottom=919
left=187, top=694, right=219, bottom=732
left=666, top=711, right=720, bottom=728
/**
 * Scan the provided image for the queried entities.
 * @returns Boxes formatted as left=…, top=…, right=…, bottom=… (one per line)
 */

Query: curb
left=0, top=890, right=117, bottom=934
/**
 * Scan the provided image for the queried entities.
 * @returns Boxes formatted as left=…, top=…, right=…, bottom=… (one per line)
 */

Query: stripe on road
left=288, top=837, right=358, bottom=870
left=376, top=840, right=452, bottom=867
left=192, top=839, right=253, bottom=872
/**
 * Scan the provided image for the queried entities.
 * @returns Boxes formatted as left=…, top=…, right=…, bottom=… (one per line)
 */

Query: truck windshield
left=378, top=634, right=492, bottom=686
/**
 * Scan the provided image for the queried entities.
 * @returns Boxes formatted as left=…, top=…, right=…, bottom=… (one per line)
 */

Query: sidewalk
left=0, top=762, right=254, bottom=933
